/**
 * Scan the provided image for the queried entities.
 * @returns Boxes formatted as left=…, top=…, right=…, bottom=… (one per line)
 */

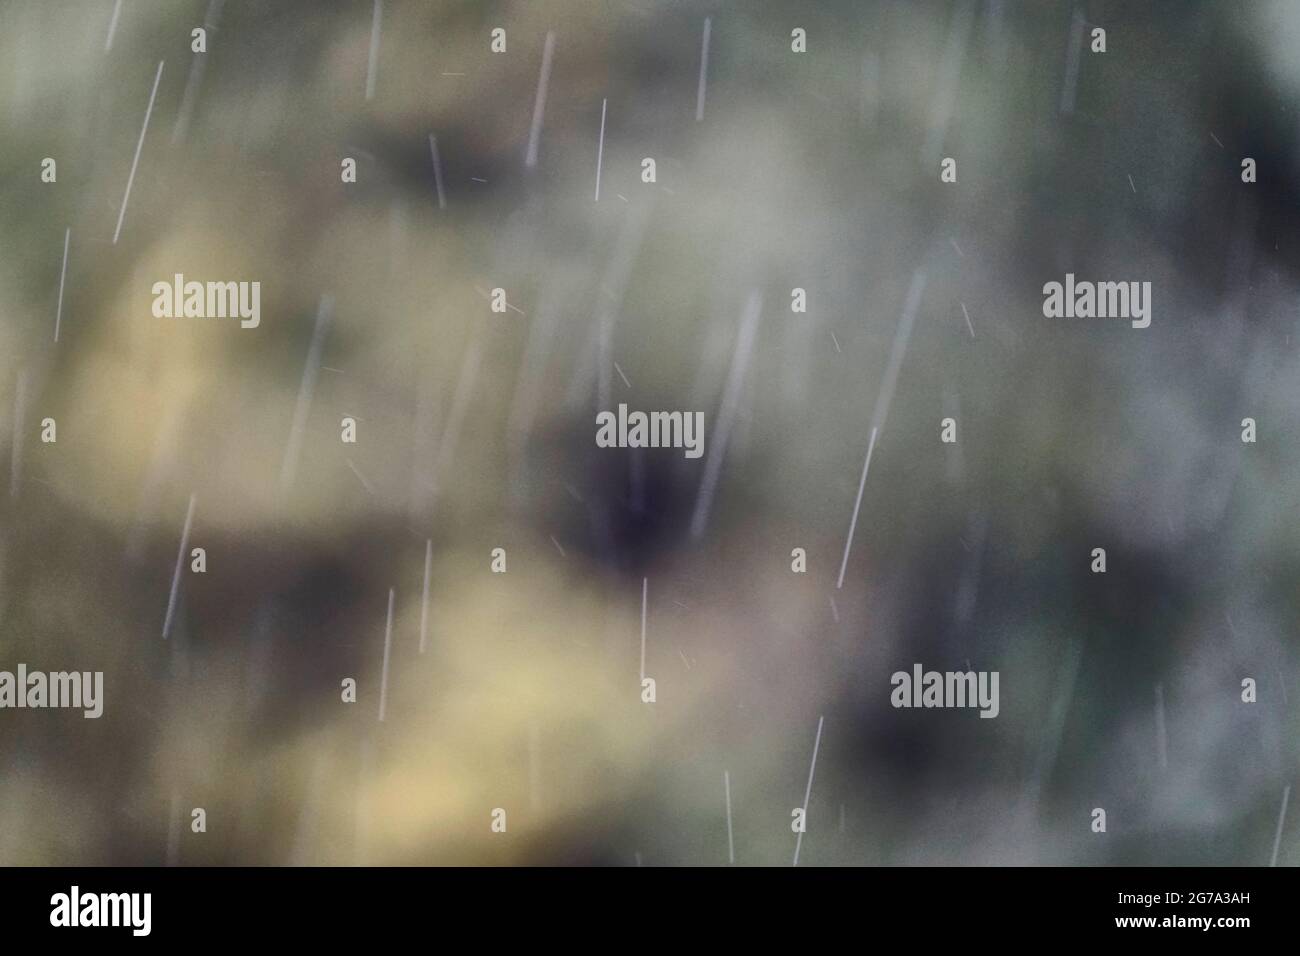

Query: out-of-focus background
left=0, top=0, right=1297, bottom=865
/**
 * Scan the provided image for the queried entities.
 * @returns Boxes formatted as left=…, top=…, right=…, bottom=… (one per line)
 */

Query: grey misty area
left=0, top=0, right=1296, bottom=866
